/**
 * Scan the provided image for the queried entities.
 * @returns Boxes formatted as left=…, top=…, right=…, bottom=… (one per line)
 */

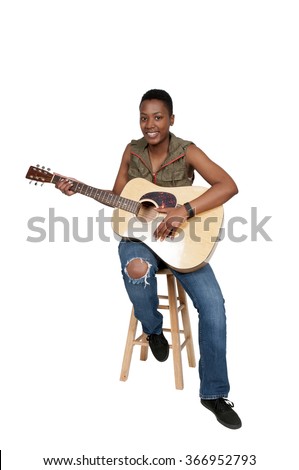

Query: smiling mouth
left=146, top=132, right=159, bottom=138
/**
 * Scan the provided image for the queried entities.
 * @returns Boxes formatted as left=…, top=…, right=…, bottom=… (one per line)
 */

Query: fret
left=111, top=194, right=119, bottom=207
left=52, top=175, right=60, bottom=184
left=90, top=187, right=97, bottom=198
left=72, top=182, right=83, bottom=193
left=84, top=185, right=95, bottom=197
left=129, top=200, right=138, bottom=213
left=95, top=190, right=105, bottom=203
left=118, top=197, right=128, bottom=210
left=75, top=182, right=84, bottom=193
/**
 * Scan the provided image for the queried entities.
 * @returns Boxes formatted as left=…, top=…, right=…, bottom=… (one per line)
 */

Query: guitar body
left=112, top=178, right=223, bottom=272
left=25, top=167, right=223, bottom=273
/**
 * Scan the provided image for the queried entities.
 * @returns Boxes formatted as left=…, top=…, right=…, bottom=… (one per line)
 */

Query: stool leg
left=176, top=280, right=196, bottom=368
left=139, top=333, right=149, bottom=361
left=120, top=309, right=138, bottom=382
left=166, top=273, right=184, bottom=390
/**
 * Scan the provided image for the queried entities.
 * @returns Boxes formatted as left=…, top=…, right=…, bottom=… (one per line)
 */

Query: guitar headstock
left=26, top=165, right=53, bottom=184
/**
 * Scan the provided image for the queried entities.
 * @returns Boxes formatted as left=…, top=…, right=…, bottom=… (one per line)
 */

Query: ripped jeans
left=118, top=239, right=230, bottom=399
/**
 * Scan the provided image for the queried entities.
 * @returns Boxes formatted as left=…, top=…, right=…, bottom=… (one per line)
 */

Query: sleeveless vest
left=128, top=133, right=194, bottom=187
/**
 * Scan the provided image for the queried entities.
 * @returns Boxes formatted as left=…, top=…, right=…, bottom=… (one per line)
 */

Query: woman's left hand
left=153, top=206, right=188, bottom=240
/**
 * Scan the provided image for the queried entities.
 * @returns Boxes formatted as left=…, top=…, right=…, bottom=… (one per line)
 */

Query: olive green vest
left=128, top=133, right=194, bottom=187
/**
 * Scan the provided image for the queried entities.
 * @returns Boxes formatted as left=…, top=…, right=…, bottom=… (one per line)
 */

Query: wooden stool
left=120, top=268, right=196, bottom=390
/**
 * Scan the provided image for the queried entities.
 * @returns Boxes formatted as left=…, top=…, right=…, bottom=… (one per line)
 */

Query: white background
left=0, top=1, right=298, bottom=468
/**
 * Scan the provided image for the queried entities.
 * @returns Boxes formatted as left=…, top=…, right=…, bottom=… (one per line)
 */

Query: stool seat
left=120, top=269, right=196, bottom=390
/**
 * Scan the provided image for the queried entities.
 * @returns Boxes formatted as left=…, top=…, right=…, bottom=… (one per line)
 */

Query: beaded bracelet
left=183, top=202, right=195, bottom=218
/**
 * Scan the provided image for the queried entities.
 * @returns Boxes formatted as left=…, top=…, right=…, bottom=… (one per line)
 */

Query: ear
left=170, top=114, right=175, bottom=126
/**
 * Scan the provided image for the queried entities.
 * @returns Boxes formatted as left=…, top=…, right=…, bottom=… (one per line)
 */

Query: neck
left=52, top=174, right=141, bottom=214
left=148, top=134, right=170, bottom=157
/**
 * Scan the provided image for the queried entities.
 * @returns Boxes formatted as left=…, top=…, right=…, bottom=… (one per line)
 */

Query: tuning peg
left=47, top=168, right=51, bottom=171
left=36, top=164, right=40, bottom=167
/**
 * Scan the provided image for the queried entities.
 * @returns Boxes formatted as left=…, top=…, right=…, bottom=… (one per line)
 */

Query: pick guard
left=140, top=191, right=177, bottom=208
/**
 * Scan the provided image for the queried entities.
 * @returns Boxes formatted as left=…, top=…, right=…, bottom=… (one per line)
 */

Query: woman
left=56, top=89, right=241, bottom=430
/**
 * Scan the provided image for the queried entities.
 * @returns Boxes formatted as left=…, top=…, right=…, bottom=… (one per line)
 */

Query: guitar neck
left=51, top=174, right=140, bottom=214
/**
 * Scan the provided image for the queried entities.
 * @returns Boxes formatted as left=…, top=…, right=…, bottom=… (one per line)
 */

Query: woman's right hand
left=55, top=174, right=77, bottom=196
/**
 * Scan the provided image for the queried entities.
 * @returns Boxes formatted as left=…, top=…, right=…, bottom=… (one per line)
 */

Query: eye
left=155, top=115, right=162, bottom=120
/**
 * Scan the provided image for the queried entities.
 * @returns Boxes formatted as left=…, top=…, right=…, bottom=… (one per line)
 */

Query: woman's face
left=139, top=99, right=174, bottom=145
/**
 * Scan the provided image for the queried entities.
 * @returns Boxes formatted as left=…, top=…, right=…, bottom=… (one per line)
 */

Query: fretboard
left=52, top=174, right=140, bottom=214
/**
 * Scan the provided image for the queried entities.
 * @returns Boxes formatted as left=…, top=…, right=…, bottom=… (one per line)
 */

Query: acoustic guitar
left=26, top=165, right=223, bottom=272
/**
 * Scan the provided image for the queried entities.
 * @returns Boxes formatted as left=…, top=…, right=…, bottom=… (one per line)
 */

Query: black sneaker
left=147, top=332, right=169, bottom=362
left=201, top=398, right=242, bottom=429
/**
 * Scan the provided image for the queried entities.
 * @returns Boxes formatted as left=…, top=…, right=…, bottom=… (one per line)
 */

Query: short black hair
left=140, top=89, right=173, bottom=116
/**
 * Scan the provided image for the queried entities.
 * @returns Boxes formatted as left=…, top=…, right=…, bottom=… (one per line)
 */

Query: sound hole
left=136, top=191, right=177, bottom=223
left=137, top=200, right=158, bottom=223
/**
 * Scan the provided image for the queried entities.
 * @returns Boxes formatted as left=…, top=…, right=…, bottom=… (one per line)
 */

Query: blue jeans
left=118, top=239, right=230, bottom=399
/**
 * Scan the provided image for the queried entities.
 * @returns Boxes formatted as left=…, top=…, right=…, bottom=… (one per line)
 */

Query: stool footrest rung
left=132, top=337, right=148, bottom=347
left=158, top=304, right=185, bottom=313
left=163, top=327, right=184, bottom=334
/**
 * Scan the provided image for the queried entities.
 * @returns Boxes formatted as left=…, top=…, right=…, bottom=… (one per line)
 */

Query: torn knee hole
left=125, top=258, right=150, bottom=279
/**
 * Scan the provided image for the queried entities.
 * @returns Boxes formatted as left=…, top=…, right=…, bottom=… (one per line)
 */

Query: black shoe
left=201, top=398, right=242, bottom=429
left=147, top=332, right=169, bottom=362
